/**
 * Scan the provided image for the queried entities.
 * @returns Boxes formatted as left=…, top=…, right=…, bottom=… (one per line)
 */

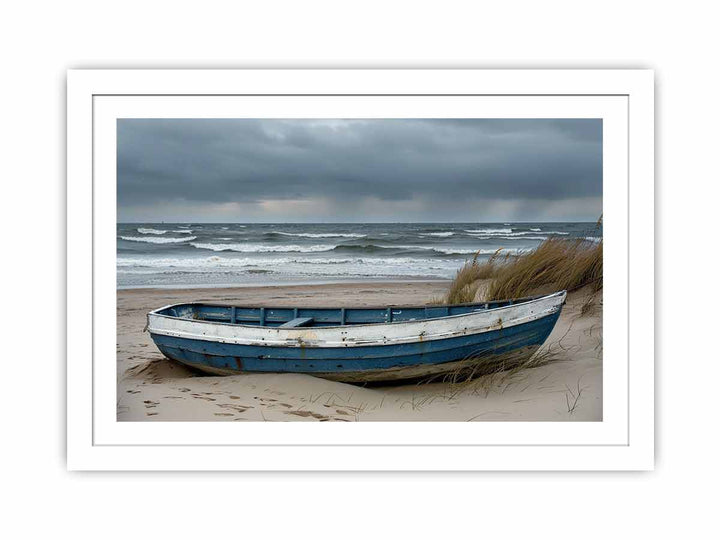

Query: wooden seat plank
left=279, top=317, right=314, bottom=328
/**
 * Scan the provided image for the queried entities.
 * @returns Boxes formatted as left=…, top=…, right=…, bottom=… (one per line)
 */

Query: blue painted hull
left=150, top=310, right=561, bottom=382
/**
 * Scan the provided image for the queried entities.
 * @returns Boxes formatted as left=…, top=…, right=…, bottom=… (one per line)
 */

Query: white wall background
left=0, top=1, right=715, bottom=538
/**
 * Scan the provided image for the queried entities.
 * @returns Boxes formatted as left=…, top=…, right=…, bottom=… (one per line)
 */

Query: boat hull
left=150, top=309, right=561, bottom=383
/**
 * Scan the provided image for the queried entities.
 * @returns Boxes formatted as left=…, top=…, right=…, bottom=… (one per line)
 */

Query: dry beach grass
left=441, top=236, right=603, bottom=304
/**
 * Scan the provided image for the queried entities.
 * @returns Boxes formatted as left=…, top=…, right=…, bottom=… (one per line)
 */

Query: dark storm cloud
left=117, top=118, right=601, bottom=221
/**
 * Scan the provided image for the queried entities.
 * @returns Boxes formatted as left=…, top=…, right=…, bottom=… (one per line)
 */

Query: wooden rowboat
left=147, top=290, right=566, bottom=383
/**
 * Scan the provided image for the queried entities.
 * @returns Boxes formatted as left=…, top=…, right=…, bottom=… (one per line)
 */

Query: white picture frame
left=67, top=69, right=654, bottom=470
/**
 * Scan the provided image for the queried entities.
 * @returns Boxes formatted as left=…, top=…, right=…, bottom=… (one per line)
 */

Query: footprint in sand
left=284, top=410, right=333, bottom=421
left=217, top=403, right=253, bottom=413
left=191, top=394, right=216, bottom=402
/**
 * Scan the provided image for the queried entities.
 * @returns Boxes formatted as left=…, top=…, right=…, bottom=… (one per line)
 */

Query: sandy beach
left=117, top=281, right=602, bottom=421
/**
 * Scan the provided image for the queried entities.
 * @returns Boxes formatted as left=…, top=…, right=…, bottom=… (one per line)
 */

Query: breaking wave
left=120, top=235, right=196, bottom=244
left=190, top=242, right=335, bottom=253
left=465, top=228, right=512, bottom=234
left=188, top=241, right=525, bottom=256
left=271, top=231, right=367, bottom=238
left=468, top=235, right=548, bottom=241
left=118, top=255, right=449, bottom=269
left=465, top=230, right=569, bottom=238
left=137, top=228, right=167, bottom=235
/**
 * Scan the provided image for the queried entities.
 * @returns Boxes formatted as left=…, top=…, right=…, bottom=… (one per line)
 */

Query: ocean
left=116, top=222, right=602, bottom=289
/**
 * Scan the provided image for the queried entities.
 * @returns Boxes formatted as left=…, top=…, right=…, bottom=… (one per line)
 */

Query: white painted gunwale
left=147, top=291, right=566, bottom=348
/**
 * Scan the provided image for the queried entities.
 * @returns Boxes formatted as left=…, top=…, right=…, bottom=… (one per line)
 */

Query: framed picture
left=67, top=69, right=654, bottom=470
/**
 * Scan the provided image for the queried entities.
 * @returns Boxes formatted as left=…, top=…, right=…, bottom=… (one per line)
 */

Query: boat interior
left=154, top=295, right=543, bottom=328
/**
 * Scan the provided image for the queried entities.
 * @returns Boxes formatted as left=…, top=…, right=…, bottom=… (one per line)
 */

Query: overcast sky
left=117, top=118, right=602, bottom=223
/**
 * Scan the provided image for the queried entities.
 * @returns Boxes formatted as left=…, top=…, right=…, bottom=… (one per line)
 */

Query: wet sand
left=117, top=281, right=602, bottom=421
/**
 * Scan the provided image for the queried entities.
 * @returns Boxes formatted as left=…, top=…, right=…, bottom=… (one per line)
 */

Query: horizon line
left=117, top=220, right=598, bottom=225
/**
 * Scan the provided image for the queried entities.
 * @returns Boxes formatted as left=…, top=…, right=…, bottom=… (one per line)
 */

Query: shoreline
left=117, top=280, right=602, bottom=422
left=117, top=278, right=451, bottom=293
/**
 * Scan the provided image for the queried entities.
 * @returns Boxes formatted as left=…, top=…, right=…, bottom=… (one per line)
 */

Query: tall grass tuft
left=486, top=237, right=602, bottom=300
left=444, top=249, right=501, bottom=304
left=441, top=237, right=603, bottom=304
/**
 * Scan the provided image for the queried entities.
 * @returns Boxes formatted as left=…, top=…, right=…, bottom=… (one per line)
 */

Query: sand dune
left=117, top=281, right=602, bottom=421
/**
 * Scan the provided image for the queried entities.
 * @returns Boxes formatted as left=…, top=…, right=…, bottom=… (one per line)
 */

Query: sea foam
left=190, top=242, right=335, bottom=253
left=464, top=228, right=512, bottom=234
left=273, top=231, right=367, bottom=238
left=120, top=235, right=196, bottom=244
